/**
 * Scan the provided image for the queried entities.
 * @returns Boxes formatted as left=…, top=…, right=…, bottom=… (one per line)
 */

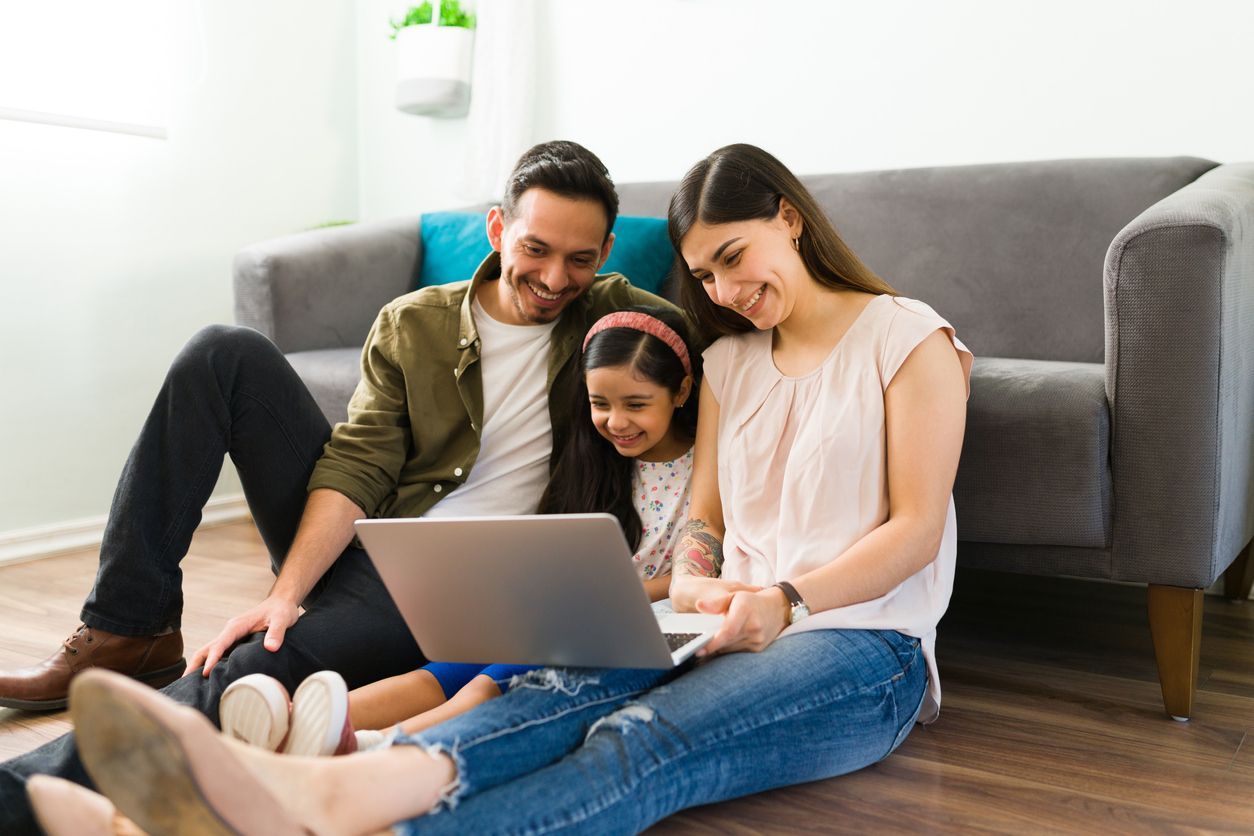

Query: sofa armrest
left=1104, top=162, right=1254, bottom=586
left=233, top=216, right=423, bottom=353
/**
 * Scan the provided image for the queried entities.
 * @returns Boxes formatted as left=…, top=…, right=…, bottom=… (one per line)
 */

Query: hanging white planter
left=395, top=22, right=474, bottom=118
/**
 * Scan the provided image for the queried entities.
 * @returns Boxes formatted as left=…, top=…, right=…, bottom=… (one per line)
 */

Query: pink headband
left=582, top=312, right=693, bottom=378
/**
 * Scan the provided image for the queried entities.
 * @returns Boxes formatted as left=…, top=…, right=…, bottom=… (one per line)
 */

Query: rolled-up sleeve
left=307, top=304, right=412, bottom=515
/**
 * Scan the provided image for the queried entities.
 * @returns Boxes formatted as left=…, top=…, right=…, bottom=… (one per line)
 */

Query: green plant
left=389, top=1, right=476, bottom=39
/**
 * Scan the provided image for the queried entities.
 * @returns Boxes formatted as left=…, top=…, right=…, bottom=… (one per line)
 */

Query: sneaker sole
left=218, top=674, right=290, bottom=751
left=284, top=670, right=350, bottom=756
left=0, top=659, right=187, bottom=713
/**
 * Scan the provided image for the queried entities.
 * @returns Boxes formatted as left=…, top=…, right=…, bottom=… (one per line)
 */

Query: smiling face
left=679, top=199, right=806, bottom=331
left=586, top=364, right=691, bottom=462
left=481, top=188, right=615, bottom=326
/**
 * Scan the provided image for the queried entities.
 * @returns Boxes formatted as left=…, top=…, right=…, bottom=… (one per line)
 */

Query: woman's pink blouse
left=703, top=294, right=973, bottom=723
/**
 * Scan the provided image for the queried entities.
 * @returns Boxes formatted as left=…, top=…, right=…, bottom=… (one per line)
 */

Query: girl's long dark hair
left=667, top=143, right=898, bottom=343
left=538, top=305, right=700, bottom=552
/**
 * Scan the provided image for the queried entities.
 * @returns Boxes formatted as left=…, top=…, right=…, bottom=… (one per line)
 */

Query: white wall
left=5, top=0, right=1252, bottom=545
left=355, top=0, right=497, bottom=219
left=355, top=0, right=1254, bottom=217
left=0, top=1, right=358, bottom=536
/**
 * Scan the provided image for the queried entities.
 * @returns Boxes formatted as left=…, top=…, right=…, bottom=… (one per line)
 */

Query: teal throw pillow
left=601, top=216, right=673, bottom=295
left=418, top=212, right=493, bottom=287
left=417, top=212, right=674, bottom=294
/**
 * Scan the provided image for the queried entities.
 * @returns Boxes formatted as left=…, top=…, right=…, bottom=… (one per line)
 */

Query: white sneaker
left=354, top=725, right=400, bottom=752
left=218, top=673, right=291, bottom=752
left=284, top=670, right=355, bottom=756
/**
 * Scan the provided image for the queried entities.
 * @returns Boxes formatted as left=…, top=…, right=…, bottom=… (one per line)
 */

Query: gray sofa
left=234, top=157, right=1254, bottom=720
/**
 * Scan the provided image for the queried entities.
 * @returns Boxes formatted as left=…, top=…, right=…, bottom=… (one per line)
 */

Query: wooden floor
left=2, top=522, right=1252, bottom=833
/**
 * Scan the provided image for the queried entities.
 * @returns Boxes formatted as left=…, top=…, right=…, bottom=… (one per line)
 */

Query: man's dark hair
left=502, top=140, right=620, bottom=240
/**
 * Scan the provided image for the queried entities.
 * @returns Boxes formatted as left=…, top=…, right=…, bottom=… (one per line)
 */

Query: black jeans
left=0, top=326, right=425, bottom=835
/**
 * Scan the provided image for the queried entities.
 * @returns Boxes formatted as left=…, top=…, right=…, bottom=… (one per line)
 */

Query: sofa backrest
left=616, top=157, right=1217, bottom=363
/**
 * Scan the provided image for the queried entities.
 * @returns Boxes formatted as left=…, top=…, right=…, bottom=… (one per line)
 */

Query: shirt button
left=454, top=467, right=463, bottom=477
left=433, top=484, right=443, bottom=493
left=459, top=337, right=468, bottom=346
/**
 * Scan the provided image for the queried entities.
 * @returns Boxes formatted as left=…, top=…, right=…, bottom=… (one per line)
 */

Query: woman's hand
left=694, top=586, right=789, bottom=657
left=669, top=574, right=760, bottom=612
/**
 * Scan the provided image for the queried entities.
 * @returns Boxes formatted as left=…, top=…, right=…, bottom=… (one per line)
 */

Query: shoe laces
left=63, top=624, right=94, bottom=656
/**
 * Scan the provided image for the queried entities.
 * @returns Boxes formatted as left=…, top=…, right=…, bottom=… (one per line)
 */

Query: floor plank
left=1, top=523, right=1252, bottom=832
left=0, top=525, right=273, bottom=759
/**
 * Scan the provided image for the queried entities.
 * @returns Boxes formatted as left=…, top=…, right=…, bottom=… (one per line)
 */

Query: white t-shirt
left=630, top=448, right=694, bottom=579
left=424, top=298, right=557, bottom=518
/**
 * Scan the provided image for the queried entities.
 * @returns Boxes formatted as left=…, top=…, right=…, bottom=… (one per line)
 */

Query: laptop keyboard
left=664, top=632, right=702, bottom=652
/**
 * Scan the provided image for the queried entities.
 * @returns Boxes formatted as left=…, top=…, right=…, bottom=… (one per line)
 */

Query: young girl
left=215, top=304, right=701, bottom=756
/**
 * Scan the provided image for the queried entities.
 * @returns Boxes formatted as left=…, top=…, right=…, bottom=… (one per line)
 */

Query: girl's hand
left=695, top=586, right=789, bottom=657
left=669, top=575, right=761, bottom=612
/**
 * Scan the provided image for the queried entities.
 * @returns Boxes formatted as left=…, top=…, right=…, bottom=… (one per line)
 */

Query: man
left=0, top=140, right=670, bottom=833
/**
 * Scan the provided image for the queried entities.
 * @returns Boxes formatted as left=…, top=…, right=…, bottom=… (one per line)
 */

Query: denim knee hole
left=584, top=703, right=656, bottom=742
left=510, top=668, right=601, bottom=697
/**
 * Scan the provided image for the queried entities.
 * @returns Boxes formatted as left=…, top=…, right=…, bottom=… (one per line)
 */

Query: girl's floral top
left=630, top=447, right=694, bottom=579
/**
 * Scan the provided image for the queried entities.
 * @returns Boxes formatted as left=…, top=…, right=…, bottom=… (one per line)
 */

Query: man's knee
left=172, top=324, right=278, bottom=382
left=212, top=634, right=305, bottom=691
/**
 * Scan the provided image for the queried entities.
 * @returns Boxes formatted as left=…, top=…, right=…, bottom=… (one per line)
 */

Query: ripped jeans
left=393, top=628, right=927, bottom=835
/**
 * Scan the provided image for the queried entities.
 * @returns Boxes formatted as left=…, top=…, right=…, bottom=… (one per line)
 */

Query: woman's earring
left=791, top=236, right=800, bottom=252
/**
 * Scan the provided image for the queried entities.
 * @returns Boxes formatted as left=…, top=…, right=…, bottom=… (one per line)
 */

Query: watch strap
left=774, top=580, right=804, bottom=609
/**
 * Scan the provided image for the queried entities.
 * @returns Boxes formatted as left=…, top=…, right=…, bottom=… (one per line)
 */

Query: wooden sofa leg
left=1147, top=585, right=1203, bottom=721
left=1223, top=539, right=1254, bottom=601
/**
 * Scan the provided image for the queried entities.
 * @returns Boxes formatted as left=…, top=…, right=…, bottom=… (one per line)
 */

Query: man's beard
left=504, top=266, right=564, bottom=324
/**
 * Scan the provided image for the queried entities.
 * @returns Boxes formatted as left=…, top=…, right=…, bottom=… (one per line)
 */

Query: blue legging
left=422, top=663, right=540, bottom=699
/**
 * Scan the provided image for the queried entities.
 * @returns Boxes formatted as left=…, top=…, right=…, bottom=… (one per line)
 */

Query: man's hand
left=670, top=575, right=761, bottom=613
left=183, top=488, right=365, bottom=677
left=694, top=586, right=789, bottom=658
left=185, top=595, right=301, bottom=677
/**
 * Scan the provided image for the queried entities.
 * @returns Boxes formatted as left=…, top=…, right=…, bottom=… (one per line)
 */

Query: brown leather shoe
left=0, top=625, right=185, bottom=712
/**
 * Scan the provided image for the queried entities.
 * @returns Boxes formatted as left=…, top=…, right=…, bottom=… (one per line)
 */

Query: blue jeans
left=394, top=628, right=926, bottom=835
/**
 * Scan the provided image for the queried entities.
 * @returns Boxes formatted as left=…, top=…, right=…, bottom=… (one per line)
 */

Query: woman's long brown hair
left=667, top=143, right=897, bottom=342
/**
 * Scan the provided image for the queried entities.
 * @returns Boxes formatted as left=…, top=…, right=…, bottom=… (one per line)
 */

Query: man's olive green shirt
left=307, top=253, right=672, bottom=519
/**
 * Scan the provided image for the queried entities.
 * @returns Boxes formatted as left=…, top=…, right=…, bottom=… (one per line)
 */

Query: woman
left=30, top=144, right=971, bottom=835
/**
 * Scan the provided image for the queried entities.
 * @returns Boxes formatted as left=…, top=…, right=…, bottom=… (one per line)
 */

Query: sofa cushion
left=417, top=212, right=674, bottom=294
left=955, top=357, right=1111, bottom=548
left=418, top=212, right=492, bottom=287
left=286, top=347, right=362, bottom=426
left=601, top=216, right=674, bottom=295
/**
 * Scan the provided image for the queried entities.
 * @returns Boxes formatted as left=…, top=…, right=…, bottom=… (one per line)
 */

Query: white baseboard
left=0, top=495, right=252, bottom=568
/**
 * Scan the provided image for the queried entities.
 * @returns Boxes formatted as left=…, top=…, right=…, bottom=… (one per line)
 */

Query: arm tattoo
left=674, top=519, right=724, bottom=578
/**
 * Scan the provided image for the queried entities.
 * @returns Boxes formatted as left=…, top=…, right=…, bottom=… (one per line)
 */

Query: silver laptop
left=355, top=513, right=722, bottom=669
